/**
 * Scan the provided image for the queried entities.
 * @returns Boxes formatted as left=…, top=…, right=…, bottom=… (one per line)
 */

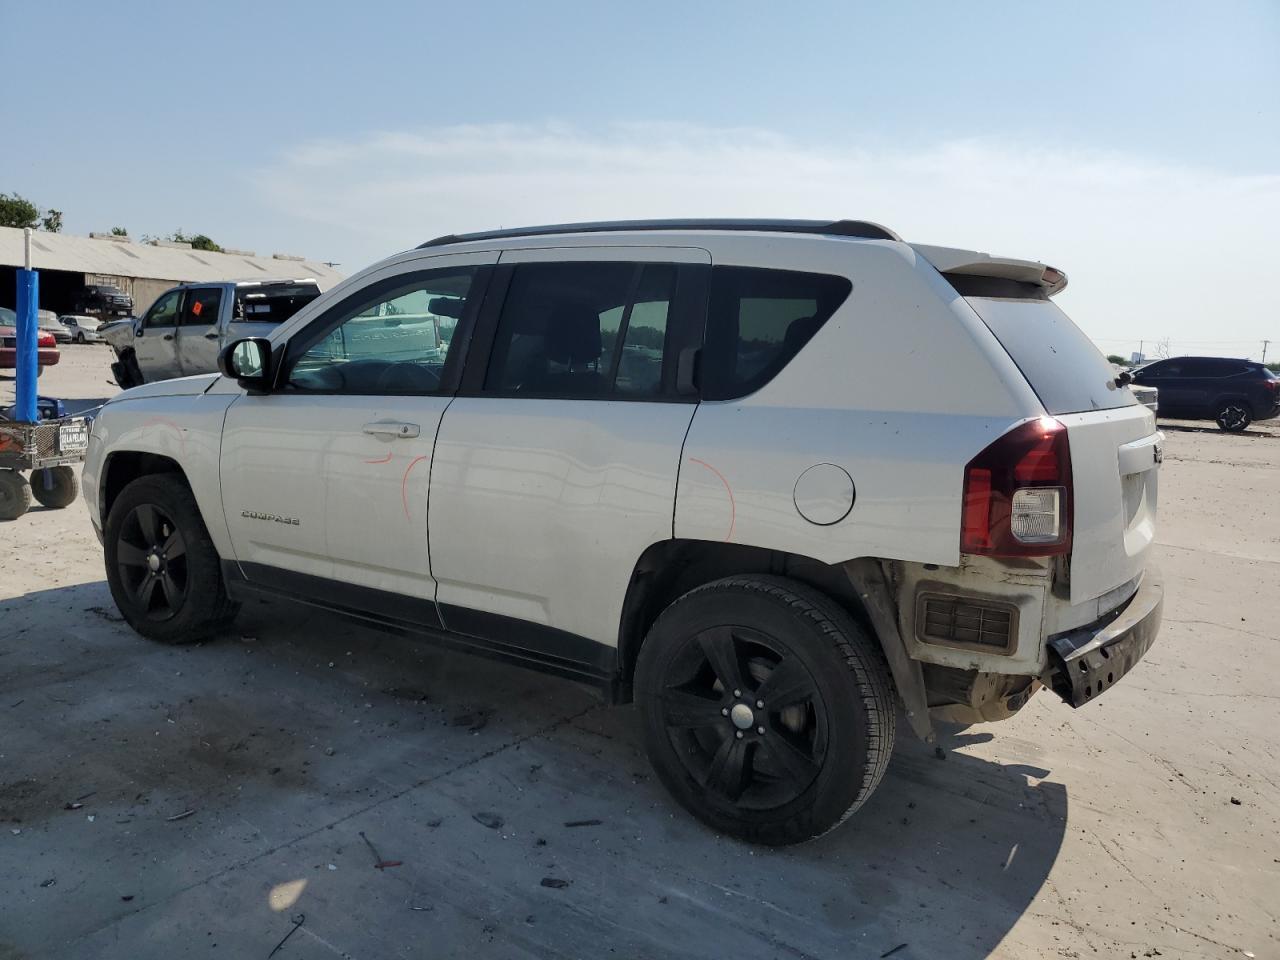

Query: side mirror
left=218, top=337, right=273, bottom=392
left=1115, top=370, right=1133, bottom=387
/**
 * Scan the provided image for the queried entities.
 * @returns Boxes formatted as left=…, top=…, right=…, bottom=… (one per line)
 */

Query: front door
left=219, top=252, right=496, bottom=609
left=429, top=246, right=708, bottom=650
left=176, top=286, right=224, bottom=376
left=134, top=289, right=183, bottom=381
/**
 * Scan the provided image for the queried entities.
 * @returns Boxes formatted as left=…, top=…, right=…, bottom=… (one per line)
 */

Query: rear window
left=965, top=296, right=1136, bottom=415
left=233, top=283, right=321, bottom=324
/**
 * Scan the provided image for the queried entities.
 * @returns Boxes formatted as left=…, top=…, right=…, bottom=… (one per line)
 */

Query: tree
left=1106, top=354, right=1127, bottom=365
left=0, top=192, right=40, bottom=229
left=40, top=209, right=63, bottom=233
left=171, top=229, right=222, bottom=253
left=111, top=226, right=128, bottom=236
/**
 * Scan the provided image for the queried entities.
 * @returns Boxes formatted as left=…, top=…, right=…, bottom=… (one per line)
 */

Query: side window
left=182, top=288, right=222, bottom=327
left=701, top=266, right=852, bottom=400
left=285, top=267, right=478, bottom=395
left=483, top=261, right=677, bottom=398
left=144, top=290, right=182, bottom=329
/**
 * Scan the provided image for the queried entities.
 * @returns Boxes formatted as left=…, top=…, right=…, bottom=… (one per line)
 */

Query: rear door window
left=182, top=288, right=223, bottom=327
left=483, top=261, right=678, bottom=399
left=701, top=266, right=852, bottom=400
left=966, top=297, right=1136, bottom=415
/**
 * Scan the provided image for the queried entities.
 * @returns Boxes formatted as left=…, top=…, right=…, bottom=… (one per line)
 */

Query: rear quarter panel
left=676, top=240, right=1042, bottom=566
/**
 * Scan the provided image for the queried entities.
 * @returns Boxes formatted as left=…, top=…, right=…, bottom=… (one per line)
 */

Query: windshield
left=966, top=297, right=1137, bottom=415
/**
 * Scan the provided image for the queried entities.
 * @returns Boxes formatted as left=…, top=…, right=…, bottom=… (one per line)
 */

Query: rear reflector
left=962, top=417, right=1073, bottom=557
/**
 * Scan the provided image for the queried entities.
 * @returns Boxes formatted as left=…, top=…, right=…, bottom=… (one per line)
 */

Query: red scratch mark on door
left=400, top=455, right=429, bottom=520
left=688, top=457, right=735, bottom=542
left=364, top=452, right=393, bottom=464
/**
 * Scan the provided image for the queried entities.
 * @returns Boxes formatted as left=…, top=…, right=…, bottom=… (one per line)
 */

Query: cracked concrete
left=2, top=351, right=1278, bottom=959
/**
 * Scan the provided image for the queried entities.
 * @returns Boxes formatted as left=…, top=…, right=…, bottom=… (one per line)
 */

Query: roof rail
left=418, top=218, right=901, bottom=248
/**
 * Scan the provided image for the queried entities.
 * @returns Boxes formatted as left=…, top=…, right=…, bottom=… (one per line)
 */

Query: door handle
left=362, top=421, right=420, bottom=439
left=162, top=333, right=174, bottom=341
left=204, top=332, right=218, bottom=340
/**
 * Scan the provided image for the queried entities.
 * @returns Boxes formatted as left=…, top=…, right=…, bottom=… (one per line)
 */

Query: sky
left=2, top=0, right=1278, bottom=360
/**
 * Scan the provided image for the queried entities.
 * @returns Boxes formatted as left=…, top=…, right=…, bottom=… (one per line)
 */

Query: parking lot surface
left=2, top=350, right=1277, bottom=959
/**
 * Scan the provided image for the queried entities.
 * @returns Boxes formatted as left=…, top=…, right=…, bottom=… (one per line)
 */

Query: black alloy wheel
left=658, top=625, right=829, bottom=809
left=115, top=502, right=189, bottom=621
left=1215, top=403, right=1251, bottom=432
left=104, top=474, right=239, bottom=643
left=637, top=575, right=896, bottom=845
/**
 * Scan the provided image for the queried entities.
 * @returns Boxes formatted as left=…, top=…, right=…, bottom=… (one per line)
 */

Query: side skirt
left=222, top=561, right=621, bottom=698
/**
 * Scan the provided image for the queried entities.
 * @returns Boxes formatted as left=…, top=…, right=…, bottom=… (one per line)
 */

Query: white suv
left=82, top=219, right=1163, bottom=844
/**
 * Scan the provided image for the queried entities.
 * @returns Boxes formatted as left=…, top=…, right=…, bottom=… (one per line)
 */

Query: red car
left=1, top=308, right=61, bottom=374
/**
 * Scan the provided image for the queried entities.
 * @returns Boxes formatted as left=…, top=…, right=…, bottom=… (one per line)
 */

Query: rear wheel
left=0, top=471, right=32, bottom=521
left=104, top=475, right=238, bottom=643
left=636, top=575, right=896, bottom=845
left=1215, top=402, right=1251, bottom=432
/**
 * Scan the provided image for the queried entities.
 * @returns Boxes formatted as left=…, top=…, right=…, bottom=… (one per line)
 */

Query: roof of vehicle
left=419, top=218, right=903, bottom=247
left=417, top=219, right=1069, bottom=295
left=171, top=277, right=322, bottom=289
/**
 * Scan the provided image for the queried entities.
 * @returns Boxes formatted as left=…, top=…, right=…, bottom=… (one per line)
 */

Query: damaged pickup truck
left=102, top=278, right=322, bottom=387
left=81, top=219, right=1163, bottom=844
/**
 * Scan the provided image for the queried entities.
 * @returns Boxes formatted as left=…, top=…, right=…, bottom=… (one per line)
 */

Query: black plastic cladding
left=419, top=219, right=901, bottom=248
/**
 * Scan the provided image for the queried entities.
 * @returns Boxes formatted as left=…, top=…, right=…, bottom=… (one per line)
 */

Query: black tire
left=104, top=474, right=238, bottom=643
left=635, top=575, right=896, bottom=845
left=30, top=465, right=79, bottom=509
left=1215, top=402, right=1251, bottom=432
left=75, top=332, right=86, bottom=344
left=0, top=471, right=32, bottom=521
left=112, top=350, right=144, bottom=389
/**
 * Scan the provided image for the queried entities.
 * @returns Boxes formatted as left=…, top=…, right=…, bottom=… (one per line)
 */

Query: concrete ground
left=1, top=348, right=1277, bottom=959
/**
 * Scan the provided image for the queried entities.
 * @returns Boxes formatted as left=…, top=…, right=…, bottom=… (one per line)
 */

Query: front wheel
left=636, top=575, right=896, bottom=845
left=30, top=465, right=79, bottom=509
left=1216, top=402, right=1252, bottom=432
left=104, top=474, right=238, bottom=643
left=75, top=332, right=86, bottom=344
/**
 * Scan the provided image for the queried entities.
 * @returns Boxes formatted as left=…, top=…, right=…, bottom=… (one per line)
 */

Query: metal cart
left=0, top=415, right=90, bottom=520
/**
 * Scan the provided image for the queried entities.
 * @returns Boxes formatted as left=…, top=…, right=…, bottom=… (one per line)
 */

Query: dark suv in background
left=77, top=283, right=134, bottom=318
left=1131, top=357, right=1279, bottom=431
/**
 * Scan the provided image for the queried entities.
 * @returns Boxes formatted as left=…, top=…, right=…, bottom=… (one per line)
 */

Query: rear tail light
left=962, top=416, right=1072, bottom=557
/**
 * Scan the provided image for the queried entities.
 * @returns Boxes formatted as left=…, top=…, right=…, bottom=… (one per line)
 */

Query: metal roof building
left=0, top=226, right=344, bottom=317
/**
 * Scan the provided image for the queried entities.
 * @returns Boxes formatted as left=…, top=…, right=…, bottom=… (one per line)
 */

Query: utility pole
left=1264, top=340, right=1271, bottom=364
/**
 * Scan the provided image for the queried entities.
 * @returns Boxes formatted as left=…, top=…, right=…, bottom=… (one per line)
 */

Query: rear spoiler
left=912, top=244, right=1068, bottom=297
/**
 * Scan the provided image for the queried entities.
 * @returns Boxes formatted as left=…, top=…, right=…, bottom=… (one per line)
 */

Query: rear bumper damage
left=1045, top=565, right=1162, bottom=707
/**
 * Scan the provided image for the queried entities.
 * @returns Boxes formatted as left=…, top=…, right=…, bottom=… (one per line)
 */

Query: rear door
left=176, top=286, right=224, bottom=375
left=428, top=246, right=707, bottom=651
left=964, top=296, right=1160, bottom=604
left=133, top=289, right=184, bottom=381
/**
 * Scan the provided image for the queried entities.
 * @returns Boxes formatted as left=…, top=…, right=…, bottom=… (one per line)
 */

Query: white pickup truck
left=103, top=279, right=322, bottom=387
